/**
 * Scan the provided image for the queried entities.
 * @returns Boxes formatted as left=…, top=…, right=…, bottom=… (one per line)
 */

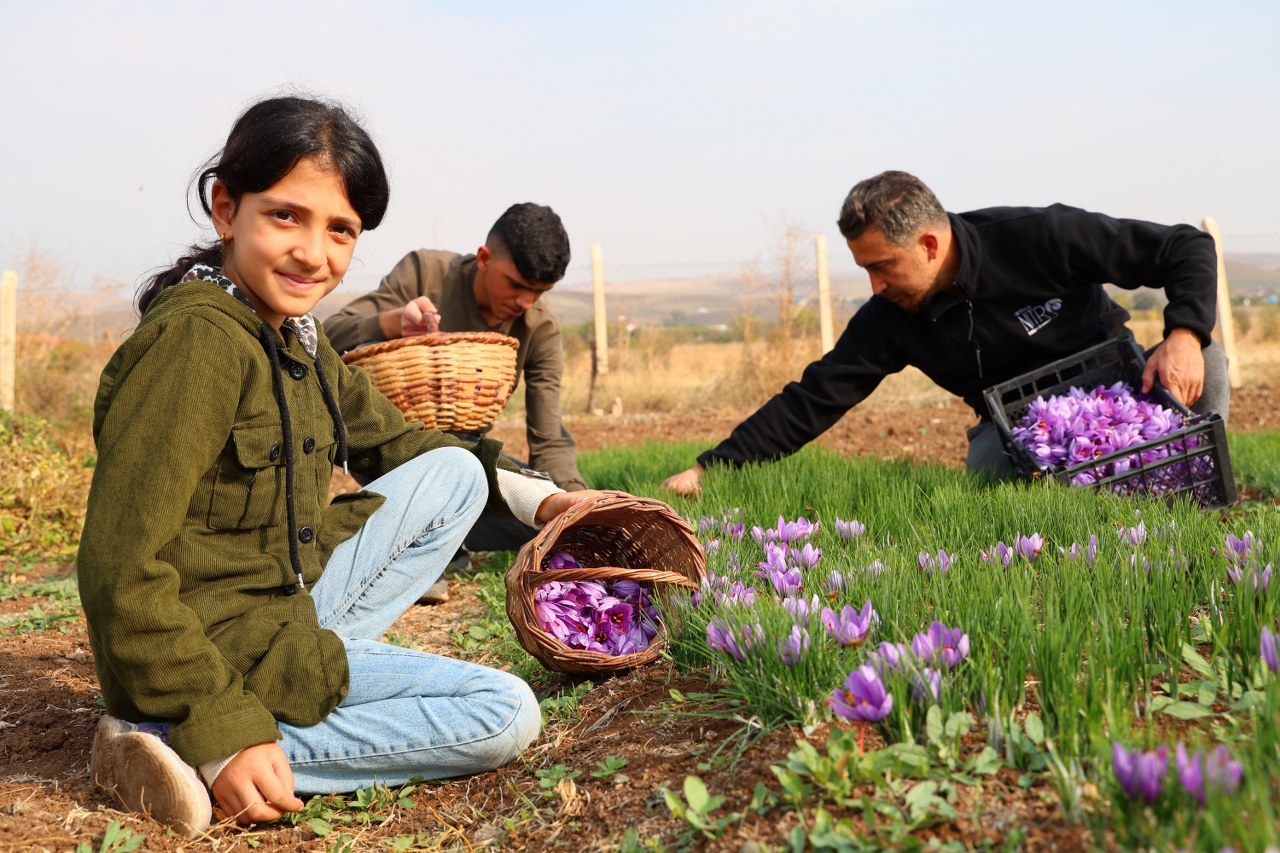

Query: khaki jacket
left=77, top=281, right=511, bottom=766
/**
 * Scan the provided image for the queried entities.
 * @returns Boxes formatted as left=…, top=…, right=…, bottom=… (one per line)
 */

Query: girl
left=77, top=95, right=604, bottom=837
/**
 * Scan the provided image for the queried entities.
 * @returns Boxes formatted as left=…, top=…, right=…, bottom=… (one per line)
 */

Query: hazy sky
left=2, top=1, right=1277, bottom=296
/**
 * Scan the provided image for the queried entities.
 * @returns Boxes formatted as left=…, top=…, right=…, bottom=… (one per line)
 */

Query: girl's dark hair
left=137, top=95, right=390, bottom=314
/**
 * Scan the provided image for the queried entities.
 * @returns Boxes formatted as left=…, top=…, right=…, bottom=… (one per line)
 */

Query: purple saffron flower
left=1262, top=627, right=1279, bottom=675
left=724, top=521, right=746, bottom=540
left=698, top=515, right=719, bottom=535
left=782, top=593, right=822, bottom=624
left=869, top=641, right=908, bottom=676
left=702, top=539, right=720, bottom=556
left=1118, top=521, right=1147, bottom=547
left=829, top=665, right=893, bottom=722
left=911, top=667, right=942, bottom=704
left=1224, top=531, right=1257, bottom=567
left=823, top=569, right=850, bottom=597
left=981, top=542, right=1013, bottom=568
left=1014, top=534, right=1046, bottom=560
left=1175, top=743, right=1242, bottom=804
left=777, top=625, right=810, bottom=667
left=548, top=552, right=582, bottom=570
left=706, top=618, right=762, bottom=661
left=918, top=550, right=953, bottom=574
left=835, top=518, right=867, bottom=541
left=863, top=560, right=889, bottom=578
left=912, top=621, right=970, bottom=670
left=1113, top=743, right=1168, bottom=804
left=788, top=542, right=823, bottom=571
left=821, top=600, right=878, bottom=646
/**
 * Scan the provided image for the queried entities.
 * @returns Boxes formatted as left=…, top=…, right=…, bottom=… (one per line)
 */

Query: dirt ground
left=1, top=390, right=1276, bottom=852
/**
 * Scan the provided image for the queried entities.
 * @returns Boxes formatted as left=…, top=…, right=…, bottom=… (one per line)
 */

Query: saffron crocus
left=777, top=625, right=810, bottom=667
left=821, top=600, right=878, bottom=646
left=911, top=667, right=942, bottom=704
left=724, top=521, right=746, bottom=540
left=1112, top=743, right=1168, bottom=804
left=1262, top=627, right=1279, bottom=675
left=1224, top=531, right=1257, bottom=567
left=918, top=550, right=953, bottom=574
left=788, top=542, right=823, bottom=571
left=706, top=618, right=762, bottom=661
left=823, top=570, right=850, bottom=597
left=1227, top=563, right=1272, bottom=594
left=1118, top=521, right=1147, bottom=547
left=912, top=621, right=970, bottom=670
left=1175, top=743, right=1242, bottom=804
left=981, top=542, right=1013, bottom=568
left=835, top=518, right=866, bottom=541
left=829, top=665, right=893, bottom=722
left=702, top=539, right=720, bottom=556
left=782, top=593, right=822, bottom=624
left=869, top=641, right=908, bottom=676
left=1014, top=533, right=1046, bottom=560
left=548, top=552, right=582, bottom=570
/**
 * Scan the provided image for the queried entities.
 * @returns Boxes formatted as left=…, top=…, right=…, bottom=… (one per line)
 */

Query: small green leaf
left=1181, top=642, right=1216, bottom=678
left=307, top=818, right=333, bottom=836
left=1023, top=713, right=1045, bottom=745
left=925, top=705, right=944, bottom=744
left=683, top=775, right=710, bottom=813
left=1162, top=700, right=1214, bottom=720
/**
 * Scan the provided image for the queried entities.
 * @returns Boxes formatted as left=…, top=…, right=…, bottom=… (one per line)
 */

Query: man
left=327, top=203, right=587, bottom=557
left=664, top=170, right=1230, bottom=495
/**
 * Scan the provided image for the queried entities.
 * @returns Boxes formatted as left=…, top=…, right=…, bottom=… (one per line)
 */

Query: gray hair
left=836, top=171, right=947, bottom=244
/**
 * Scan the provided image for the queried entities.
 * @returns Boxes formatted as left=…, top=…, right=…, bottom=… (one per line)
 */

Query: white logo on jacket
left=1014, top=298, right=1063, bottom=335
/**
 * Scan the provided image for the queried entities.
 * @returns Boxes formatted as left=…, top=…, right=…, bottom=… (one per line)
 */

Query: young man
left=664, top=170, right=1230, bottom=495
left=326, top=203, right=587, bottom=555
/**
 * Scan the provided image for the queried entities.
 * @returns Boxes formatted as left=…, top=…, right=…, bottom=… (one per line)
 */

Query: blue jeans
left=277, top=447, right=541, bottom=795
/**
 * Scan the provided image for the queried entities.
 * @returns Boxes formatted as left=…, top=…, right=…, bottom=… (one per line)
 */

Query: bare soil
left=1, top=390, right=1276, bottom=852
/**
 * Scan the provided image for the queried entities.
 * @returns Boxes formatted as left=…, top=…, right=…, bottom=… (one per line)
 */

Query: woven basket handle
left=529, top=566, right=700, bottom=591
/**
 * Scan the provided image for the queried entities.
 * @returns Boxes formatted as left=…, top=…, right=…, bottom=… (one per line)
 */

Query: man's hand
left=1142, top=327, right=1204, bottom=406
left=662, top=464, right=704, bottom=497
left=211, top=742, right=304, bottom=825
left=535, top=489, right=617, bottom=526
left=400, top=296, right=442, bottom=337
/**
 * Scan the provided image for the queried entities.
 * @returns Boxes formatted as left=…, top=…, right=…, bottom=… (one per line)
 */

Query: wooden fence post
left=591, top=244, right=608, bottom=375
left=815, top=235, right=834, bottom=353
left=0, top=270, right=16, bottom=412
left=1200, top=217, right=1243, bottom=389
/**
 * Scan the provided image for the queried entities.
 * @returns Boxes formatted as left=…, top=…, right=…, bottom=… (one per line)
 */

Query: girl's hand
left=535, top=489, right=618, bottom=525
left=212, top=742, right=305, bottom=825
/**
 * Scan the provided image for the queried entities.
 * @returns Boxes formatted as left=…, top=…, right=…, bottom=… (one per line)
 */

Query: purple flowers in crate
left=534, top=553, right=659, bottom=656
left=1010, top=381, right=1217, bottom=497
left=829, top=665, right=894, bottom=722
left=1112, top=743, right=1168, bottom=804
left=1175, top=744, right=1242, bottom=804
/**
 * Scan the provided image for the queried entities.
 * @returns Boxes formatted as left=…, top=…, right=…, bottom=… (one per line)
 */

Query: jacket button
left=289, top=363, right=308, bottom=380
left=303, top=437, right=316, bottom=454
left=298, top=526, right=315, bottom=544
left=269, top=443, right=281, bottom=462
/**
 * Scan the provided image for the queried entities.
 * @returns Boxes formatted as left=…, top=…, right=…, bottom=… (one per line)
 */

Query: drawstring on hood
left=312, top=358, right=349, bottom=476
left=966, top=299, right=984, bottom=381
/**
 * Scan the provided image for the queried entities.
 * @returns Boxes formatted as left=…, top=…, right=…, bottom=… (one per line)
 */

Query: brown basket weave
left=341, top=332, right=519, bottom=432
left=505, top=493, right=707, bottom=674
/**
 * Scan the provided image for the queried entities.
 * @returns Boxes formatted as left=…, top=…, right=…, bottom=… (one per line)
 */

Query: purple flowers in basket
left=1010, top=381, right=1215, bottom=494
left=534, top=552, right=660, bottom=656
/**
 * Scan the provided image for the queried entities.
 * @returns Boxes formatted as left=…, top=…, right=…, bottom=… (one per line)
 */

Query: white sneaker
left=90, top=715, right=212, bottom=839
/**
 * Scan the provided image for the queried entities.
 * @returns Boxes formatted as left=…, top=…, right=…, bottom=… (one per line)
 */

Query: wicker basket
left=505, top=493, right=707, bottom=675
left=341, top=332, right=519, bottom=432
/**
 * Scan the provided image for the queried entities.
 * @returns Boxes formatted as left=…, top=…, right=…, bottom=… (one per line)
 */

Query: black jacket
left=698, top=204, right=1218, bottom=469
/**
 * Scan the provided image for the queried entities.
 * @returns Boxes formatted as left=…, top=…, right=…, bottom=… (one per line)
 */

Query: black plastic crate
left=982, top=337, right=1237, bottom=508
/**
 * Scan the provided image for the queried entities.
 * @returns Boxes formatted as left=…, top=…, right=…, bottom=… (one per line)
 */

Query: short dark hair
left=837, top=171, right=947, bottom=244
left=486, top=203, right=571, bottom=284
left=138, top=95, right=390, bottom=314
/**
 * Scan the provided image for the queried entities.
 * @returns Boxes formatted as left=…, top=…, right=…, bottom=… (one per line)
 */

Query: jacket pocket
left=208, top=424, right=283, bottom=530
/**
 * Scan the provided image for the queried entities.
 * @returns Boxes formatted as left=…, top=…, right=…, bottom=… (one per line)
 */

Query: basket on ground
left=340, top=332, right=519, bottom=432
left=982, top=336, right=1236, bottom=508
left=506, top=493, right=707, bottom=674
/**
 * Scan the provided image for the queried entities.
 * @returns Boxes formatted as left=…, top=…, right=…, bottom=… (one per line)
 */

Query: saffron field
left=565, top=436, right=1280, bottom=851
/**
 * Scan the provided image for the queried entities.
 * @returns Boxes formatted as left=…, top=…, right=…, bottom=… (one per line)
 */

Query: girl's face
left=211, top=157, right=361, bottom=330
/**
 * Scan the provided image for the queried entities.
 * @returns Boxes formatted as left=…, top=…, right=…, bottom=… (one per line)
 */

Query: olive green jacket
left=77, top=281, right=512, bottom=767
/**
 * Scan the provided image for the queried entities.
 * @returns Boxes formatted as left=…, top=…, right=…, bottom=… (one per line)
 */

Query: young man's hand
left=662, top=464, right=704, bottom=497
left=377, top=297, right=441, bottom=340
left=1142, top=327, right=1204, bottom=406
left=211, top=741, right=305, bottom=825
left=534, top=489, right=617, bottom=525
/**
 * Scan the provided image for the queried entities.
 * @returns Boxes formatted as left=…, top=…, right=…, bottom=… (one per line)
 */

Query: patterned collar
left=182, top=263, right=319, bottom=357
